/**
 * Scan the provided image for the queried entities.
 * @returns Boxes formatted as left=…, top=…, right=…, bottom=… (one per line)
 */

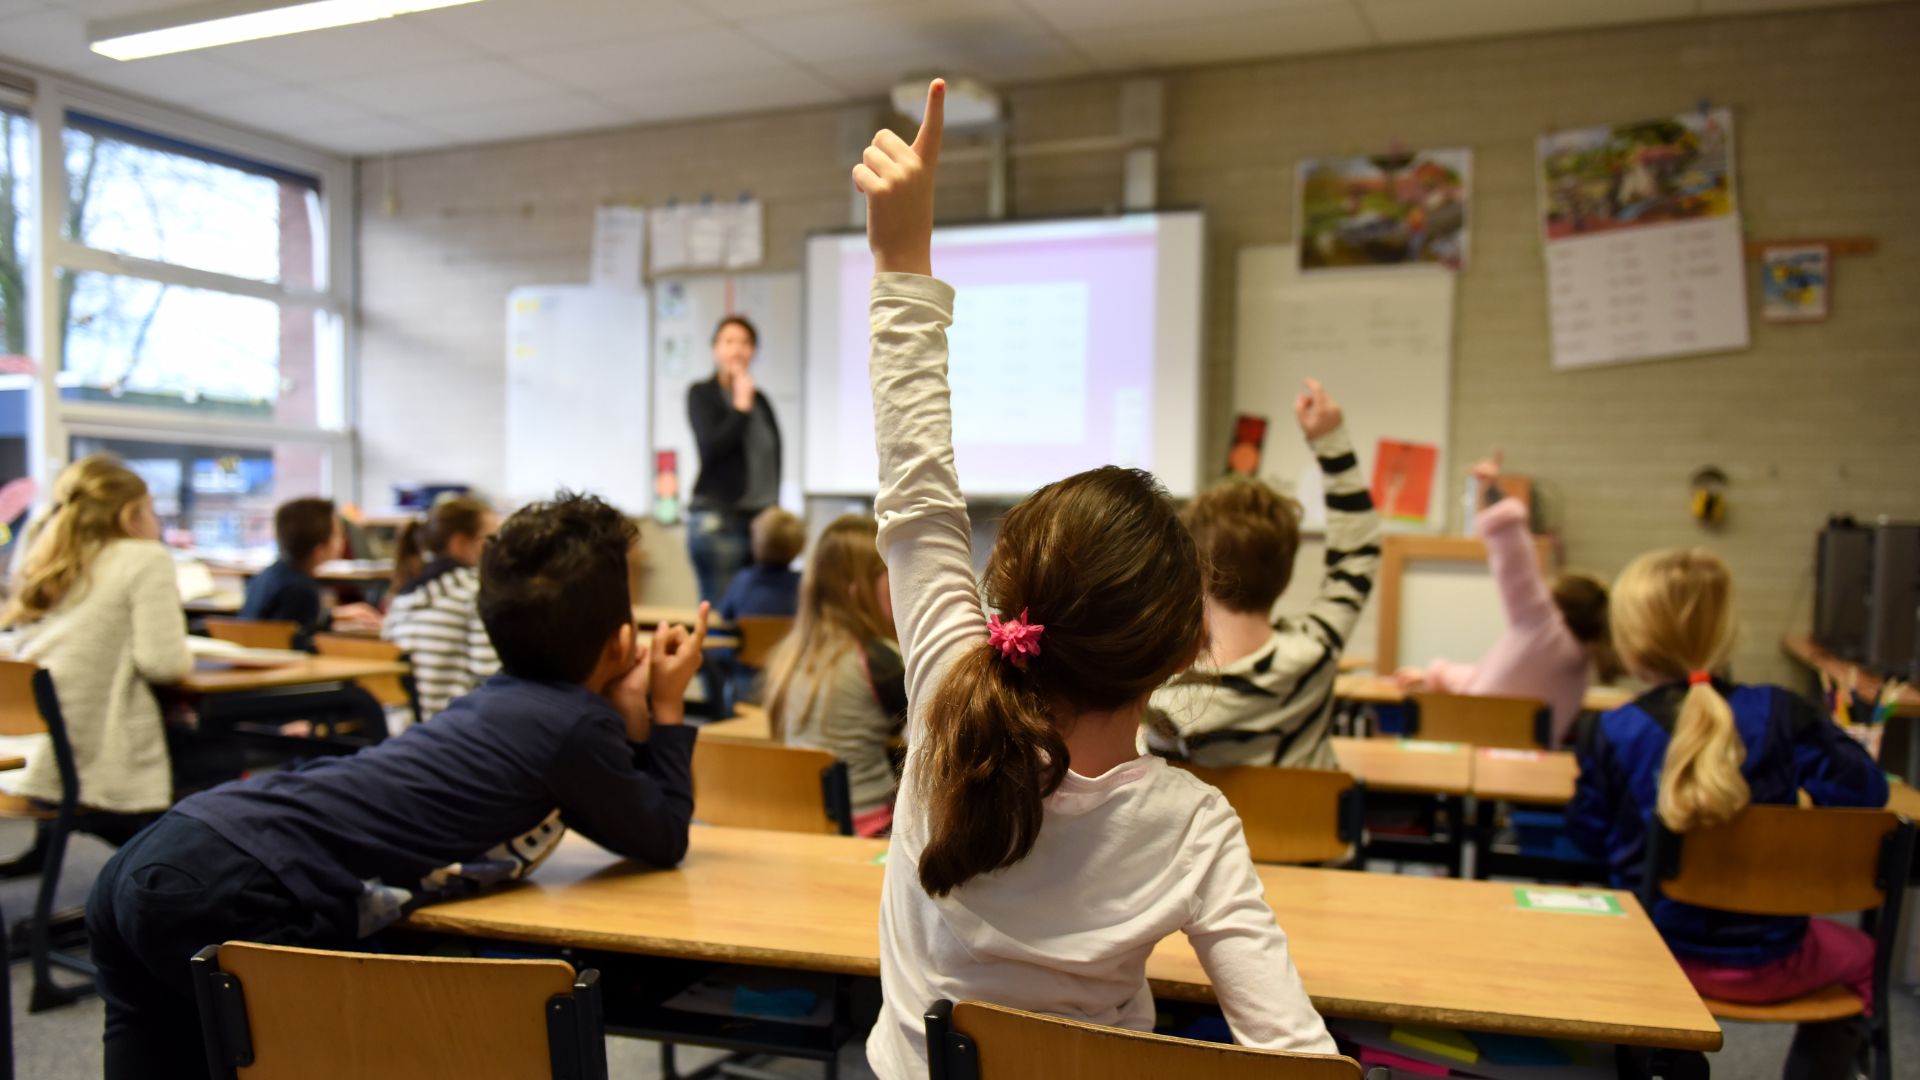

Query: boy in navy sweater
left=239, top=497, right=379, bottom=650
left=88, top=493, right=708, bottom=1080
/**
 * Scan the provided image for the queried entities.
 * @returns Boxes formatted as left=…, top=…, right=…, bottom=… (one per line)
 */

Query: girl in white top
left=3, top=455, right=191, bottom=815
left=854, top=80, right=1337, bottom=1080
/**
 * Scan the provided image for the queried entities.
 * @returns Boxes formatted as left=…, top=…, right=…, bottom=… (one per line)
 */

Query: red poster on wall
left=1371, top=439, right=1438, bottom=525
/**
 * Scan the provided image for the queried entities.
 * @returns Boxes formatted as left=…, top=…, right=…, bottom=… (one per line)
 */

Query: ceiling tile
left=593, top=66, right=842, bottom=116
left=687, top=0, right=871, bottom=20
left=814, top=36, right=1091, bottom=96
left=326, top=59, right=561, bottom=113
left=515, top=25, right=794, bottom=91
left=282, top=115, right=448, bottom=155
left=401, top=0, right=719, bottom=54
left=211, top=18, right=481, bottom=81
left=414, top=91, right=628, bottom=143
left=196, top=87, right=382, bottom=131
left=1066, top=2, right=1373, bottom=69
left=740, top=0, right=1057, bottom=64
left=1701, top=0, right=1900, bottom=11
left=1360, top=0, right=1698, bottom=45
left=1029, top=0, right=1342, bottom=33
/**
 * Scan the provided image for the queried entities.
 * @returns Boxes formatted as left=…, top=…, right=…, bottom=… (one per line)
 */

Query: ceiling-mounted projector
left=892, top=75, right=1002, bottom=129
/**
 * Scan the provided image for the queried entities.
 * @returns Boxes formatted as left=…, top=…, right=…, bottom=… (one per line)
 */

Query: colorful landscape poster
left=1761, top=243, right=1830, bottom=322
left=1297, top=149, right=1470, bottom=271
left=1538, top=107, right=1736, bottom=239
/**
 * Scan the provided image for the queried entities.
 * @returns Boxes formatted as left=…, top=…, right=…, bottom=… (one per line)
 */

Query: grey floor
left=1, top=819, right=1913, bottom=1079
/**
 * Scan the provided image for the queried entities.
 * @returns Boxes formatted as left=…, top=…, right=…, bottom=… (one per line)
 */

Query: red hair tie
left=1688, top=670, right=1713, bottom=686
left=987, top=608, right=1044, bottom=665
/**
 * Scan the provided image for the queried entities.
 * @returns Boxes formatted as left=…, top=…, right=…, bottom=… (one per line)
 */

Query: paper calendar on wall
left=1537, top=108, right=1749, bottom=369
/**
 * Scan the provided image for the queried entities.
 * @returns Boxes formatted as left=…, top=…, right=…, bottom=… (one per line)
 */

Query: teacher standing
left=686, top=314, right=782, bottom=606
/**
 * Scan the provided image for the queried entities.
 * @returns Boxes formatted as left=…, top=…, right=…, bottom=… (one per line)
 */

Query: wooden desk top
left=1887, top=782, right=1920, bottom=820
left=0, top=756, right=24, bottom=772
left=408, top=827, right=1719, bottom=1051
left=183, top=593, right=245, bottom=615
left=1472, top=749, right=1580, bottom=805
left=1782, top=635, right=1919, bottom=718
left=1335, top=675, right=1632, bottom=713
left=1330, top=736, right=1472, bottom=795
left=633, top=605, right=732, bottom=630
left=179, top=656, right=409, bottom=695
left=197, top=557, right=392, bottom=584
left=701, top=714, right=772, bottom=741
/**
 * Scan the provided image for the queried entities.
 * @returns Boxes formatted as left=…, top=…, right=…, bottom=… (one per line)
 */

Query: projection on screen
left=803, top=212, right=1204, bottom=499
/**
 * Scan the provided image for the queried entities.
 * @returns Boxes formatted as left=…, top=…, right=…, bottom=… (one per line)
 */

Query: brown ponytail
left=390, top=494, right=492, bottom=592
left=915, top=467, right=1205, bottom=897
left=1609, top=549, right=1747, bottom=832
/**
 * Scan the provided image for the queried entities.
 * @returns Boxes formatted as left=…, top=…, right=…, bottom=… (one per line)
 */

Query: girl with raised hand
left=855, top=79, right=1336, bottom=1079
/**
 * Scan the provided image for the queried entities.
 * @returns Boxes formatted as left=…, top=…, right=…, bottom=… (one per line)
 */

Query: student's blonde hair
left=1610, top=548, right=1746, bottom=832
left=750, top=507, right=805, bottom=568
left=3, top=455, right=151, bottom=627
left=763, top=515, right=894, bottom=736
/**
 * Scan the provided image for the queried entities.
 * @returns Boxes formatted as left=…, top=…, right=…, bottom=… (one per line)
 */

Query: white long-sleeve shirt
left=864, top=272, right=1334, bottom=1080
left=15, top=538, right=191, bottom=813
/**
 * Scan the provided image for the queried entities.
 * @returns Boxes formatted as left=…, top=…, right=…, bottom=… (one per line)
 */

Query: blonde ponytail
left=1610, top=549, right=1747, bottom=833
left=4, top=455, right=152, bottom=627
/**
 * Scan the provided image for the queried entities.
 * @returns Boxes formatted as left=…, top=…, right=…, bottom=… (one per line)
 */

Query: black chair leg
left=26, top=814, right=85, bottom=1012
left=0, top=889, right=13, bottom=1080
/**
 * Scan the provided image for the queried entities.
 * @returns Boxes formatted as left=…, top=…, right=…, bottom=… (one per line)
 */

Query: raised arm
left=1472, top=451, right=1555, bottom=632
left=1295, top=382, right=1380, bottom=651
left=856, top=81, right=986, bottom=745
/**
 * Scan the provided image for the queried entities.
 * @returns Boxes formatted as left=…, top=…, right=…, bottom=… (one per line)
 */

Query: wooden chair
left=203, top=618, right=299, bottom=651
left=1407, top=692, right=1548, bottom=750
left=0, top=660, right=104, bottom=1014
left=924, top=1000, right=1371, bottom=1080
left=733, top=615, right=795, bottom=670
left=1641, top=805, right=1915, bottom=1080
left=1176, top=763, right=1364, bottom=865
left=692, top=736, right=852, bottom=835
left=312, top=633, right=421, bottom=729
left=191, top=942, right=606, bottom=1080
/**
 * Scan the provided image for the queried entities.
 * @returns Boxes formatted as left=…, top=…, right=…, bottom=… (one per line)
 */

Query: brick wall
left=357, top=2, right=1920, bottom=683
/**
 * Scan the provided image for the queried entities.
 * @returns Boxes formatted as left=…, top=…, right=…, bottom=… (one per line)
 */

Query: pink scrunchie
left=988, top=608, right=1045, bottom=664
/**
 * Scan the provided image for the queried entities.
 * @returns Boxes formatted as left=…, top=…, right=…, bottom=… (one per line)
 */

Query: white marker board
left=504, top=286, right=651, bottom=512
left=1233, top=244, right=1455, bottom=531
left=651, top=273, right=804, bottom=517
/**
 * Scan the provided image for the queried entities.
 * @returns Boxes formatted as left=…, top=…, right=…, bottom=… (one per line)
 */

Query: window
left=1, top=101, right=32, bottom=558
left=70, top=435, right=329, bottom=552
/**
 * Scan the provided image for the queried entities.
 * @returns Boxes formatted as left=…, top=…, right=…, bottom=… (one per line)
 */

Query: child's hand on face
left=606, top=637, right=655, bottom=743
left=853, top=79, right=944, bottom=277
left=647, top=602, right=711, bottom=726
left=1293, top=378, right=1343, bottom=441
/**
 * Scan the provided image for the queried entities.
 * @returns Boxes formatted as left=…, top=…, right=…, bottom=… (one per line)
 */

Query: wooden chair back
left=203, top=618, right=299, bottom=651
left=0, top=659, right=48, bottom=737
left=1177, top=763, right=1362, bottom=865
left=1408, top=692, right=1547, bottom=750
left=692, top=736, right=852, bottom=835
left=1647, top=804, right=1910, bottom=916
left=733, top=616, right=795, bottom=669
left=926, top=1000, right=1362, bottom=1080
left=311, top=634, right=412, bottom=711
left=192, top=942, right=604, bottom=1080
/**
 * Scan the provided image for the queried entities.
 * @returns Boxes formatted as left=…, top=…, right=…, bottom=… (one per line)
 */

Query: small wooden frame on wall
left=1376, top=534, right=1556, bottom=674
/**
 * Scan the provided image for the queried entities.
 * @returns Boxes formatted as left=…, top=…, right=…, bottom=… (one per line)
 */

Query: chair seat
left=1702, top=983, right=1865, bottom=1023
left=0, top=793, right=57, bottom=822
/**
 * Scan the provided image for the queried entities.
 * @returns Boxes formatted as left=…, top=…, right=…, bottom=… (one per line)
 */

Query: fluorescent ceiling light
left=90, top=0, right=485, bottom=61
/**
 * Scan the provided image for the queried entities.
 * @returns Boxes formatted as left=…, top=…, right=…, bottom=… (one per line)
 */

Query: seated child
left=1145, top=381, right=1381, bottom=768
left=383, top=494, right=501, bottom=717
left=1570, top=548, right=1887, bottom=1079
left=240, top=497, right=380, bottom=649
left=87, top=492, right=709, bottom=1080
left=718, top=506, right=804, bottom=622
left=1394, top=451, right=1618, bottom=746
left=764, top=515, right=906, bottom=837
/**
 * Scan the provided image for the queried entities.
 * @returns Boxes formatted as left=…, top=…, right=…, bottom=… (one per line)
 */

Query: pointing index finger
left=912, top=78, right=945, bottom=166
left=691, top=601, right=711, bottom=653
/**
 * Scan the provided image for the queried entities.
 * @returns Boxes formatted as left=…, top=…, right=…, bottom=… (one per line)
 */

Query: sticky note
left=1514, top=887, right=1624, bottom=916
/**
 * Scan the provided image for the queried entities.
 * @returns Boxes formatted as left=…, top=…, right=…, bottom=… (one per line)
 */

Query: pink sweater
left=1423, top=498, right=1590, bottom=746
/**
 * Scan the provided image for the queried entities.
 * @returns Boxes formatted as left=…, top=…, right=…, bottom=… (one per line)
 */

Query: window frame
left=10, top=60, right=356, bottom=501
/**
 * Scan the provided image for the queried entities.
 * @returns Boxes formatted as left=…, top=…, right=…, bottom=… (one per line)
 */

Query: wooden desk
left=634, top=605, right=732, bottom=630
left=178, top=656, right=409, bottom=695
left=1335, top=674, right=1632, bottom=713
left=198, top=558, right=394, bottom=585
left=183, top=592, right=245, bottom=615
left=1330, top=736, right=1471, bottom=795
left=1472, top=748, right=1580, bottom=805
left=701, top=714, right=772, bottom=741
left=0, top=756, right=24, bottom=772
left=1887, top=782, right=1920, bottom=820
left=408, top=827, right=1719, bottom=1052
left=1782, top=635, right=1919, bottom=718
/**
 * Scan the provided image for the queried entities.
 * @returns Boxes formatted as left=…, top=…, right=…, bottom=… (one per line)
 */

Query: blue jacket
left=239, top=558, right=328, bottom=651
left=718, top=564, right=800, bottom=625
left=1569, top=678, right=1887, bottom=966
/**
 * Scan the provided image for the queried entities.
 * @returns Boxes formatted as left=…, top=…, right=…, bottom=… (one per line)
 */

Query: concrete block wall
left=357, top=2, right=1920, bottom=682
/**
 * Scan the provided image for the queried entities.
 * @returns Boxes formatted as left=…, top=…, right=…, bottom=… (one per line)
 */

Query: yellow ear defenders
left=1690, top=466, right=1728, bottom=526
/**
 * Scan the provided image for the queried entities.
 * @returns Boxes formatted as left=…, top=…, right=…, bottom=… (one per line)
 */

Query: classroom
left=0, top=0, right=1916, bottom=1077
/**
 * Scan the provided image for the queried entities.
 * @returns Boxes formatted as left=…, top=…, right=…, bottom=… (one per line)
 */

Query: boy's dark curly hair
left=478, top=492, right=636, bottom=683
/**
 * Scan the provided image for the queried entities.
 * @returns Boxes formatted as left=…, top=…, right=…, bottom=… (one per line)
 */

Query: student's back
left=242, top=497, right=339, bottom=650
left=719, top=506, right=806, bottom=622
left=382, top=496, right=501, bottom=716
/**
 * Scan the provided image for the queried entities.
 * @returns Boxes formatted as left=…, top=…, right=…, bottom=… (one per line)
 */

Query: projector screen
left=803, top=211, right=1205, bottom=499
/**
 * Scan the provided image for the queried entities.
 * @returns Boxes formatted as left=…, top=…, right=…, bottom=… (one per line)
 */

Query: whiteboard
left=1396, top=560, right=1509, bottom=671
left=504, top=286, right=651, bottom=513
left=1233, top=244, right=1455, bottom=531
left=651, top=273, right=804, bottom=517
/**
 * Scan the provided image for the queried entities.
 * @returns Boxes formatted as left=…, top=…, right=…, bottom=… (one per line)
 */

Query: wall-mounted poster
left=1761, top=243, right=1831, bottom=322
left=1538, top=108, right=1749, bottom=370
left=1297, top=149, right=1470, bottom=271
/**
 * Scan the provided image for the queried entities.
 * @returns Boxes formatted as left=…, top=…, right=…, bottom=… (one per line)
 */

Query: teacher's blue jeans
left=686, top=507, right=753, bottom=607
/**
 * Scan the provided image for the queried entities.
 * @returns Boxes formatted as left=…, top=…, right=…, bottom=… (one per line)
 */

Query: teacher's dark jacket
left=687, top=376, right=781, bottom=509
